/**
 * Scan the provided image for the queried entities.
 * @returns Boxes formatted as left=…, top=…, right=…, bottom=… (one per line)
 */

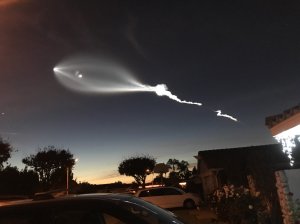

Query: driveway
left=171, top=208, right=217, bottom=224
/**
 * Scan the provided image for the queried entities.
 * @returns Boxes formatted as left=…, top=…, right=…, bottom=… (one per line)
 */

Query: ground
left=171, top=208, right=218, bottom=224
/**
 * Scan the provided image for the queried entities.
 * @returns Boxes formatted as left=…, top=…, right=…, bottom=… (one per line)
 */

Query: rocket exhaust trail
left=215, top=110, right=238, bottom=122
left=53, top=56, right=238, bottom=122
left=146, top=84, right=202, bottom=106
left=145, top=84, right=237, bottom=122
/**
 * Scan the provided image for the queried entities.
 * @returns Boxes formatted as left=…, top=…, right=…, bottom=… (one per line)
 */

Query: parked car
left=0, top=193, right=185, bottom=224
left=135, top=186, right=199, bottom=209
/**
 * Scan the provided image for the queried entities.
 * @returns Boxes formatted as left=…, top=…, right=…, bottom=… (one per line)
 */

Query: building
left=266, top=104, right=300, bottom=224
left=195, top=144, right=299, bottom=197
left=193, top=104, right=300, bottom=224
left=195, top=143, right=300, bottom=224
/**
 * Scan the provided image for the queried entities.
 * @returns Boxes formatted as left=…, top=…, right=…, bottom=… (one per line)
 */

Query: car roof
left=0, top=193, right=185, bottom=224
left=0, top=193, right=135, bottom=208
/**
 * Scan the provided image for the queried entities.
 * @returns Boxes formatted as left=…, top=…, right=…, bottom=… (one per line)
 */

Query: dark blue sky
left=1, top=0, right=300, bottom=183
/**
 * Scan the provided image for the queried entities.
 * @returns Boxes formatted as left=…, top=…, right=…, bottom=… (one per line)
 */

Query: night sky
left=1, top=0, right=300, bottom=184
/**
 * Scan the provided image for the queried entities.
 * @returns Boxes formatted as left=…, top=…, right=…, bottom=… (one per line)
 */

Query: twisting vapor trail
left=53, top=56, right=238, bottom=122
left=215, top=110, right=238, bottom=122
left=144, top=84, right=202, bottom=106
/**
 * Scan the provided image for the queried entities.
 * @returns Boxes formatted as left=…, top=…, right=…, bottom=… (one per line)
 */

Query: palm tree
left=177, top=160, right=191, bottom=179
left=166, top=159, right=179, bottom=172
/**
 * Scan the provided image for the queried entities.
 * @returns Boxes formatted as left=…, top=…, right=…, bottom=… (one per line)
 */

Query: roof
left=266, top=104, right=300, bottom=128
left=197, top=144, right=300, bottom=171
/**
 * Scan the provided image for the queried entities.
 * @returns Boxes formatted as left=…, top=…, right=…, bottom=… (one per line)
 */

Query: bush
left=209, top=185, right=270, bottom=224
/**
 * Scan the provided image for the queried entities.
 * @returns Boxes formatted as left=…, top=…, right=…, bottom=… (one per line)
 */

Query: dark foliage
left=166, top=159, right=192, bottom=185
left=118, top=155, right=156, bottom=188
left=0, top=166, right=39, bottom=195
left=209, top=185, right=270, bottom=224
left=22, top=146, right=75, bottom=190
left=0, top=138, right=13, bottom=169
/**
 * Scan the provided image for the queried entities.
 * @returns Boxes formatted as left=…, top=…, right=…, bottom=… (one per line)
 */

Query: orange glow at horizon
left=0, top=0, right=20, bottom=7
left=76, top=173, right=157, bottom=185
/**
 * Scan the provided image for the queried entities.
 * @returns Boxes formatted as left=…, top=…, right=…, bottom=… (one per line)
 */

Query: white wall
left=285, top=169, right=300, bottom=201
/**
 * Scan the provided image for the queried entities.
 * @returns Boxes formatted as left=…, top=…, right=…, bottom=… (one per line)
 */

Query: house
left=195, top=143, right=300, bottom=224
left=195, top=144, right=300, bottom=197
left=193, top=105, right=300, bottom=223
left=265, top=104, right=300, bottom=224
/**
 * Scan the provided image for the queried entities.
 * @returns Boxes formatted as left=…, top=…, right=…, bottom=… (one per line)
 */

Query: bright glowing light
left=75, top=71, right=83, bottom=79
left=152, top=84, right=167, bottom=96
left=145, top=184, right=164, bottom=188
left=179, top=182, right=187, bottom=187
left=53, top=55, right=238, bottom=122
left=274, top=124, right=300, bottom=166
left=215, top=110, right=238, bottom=122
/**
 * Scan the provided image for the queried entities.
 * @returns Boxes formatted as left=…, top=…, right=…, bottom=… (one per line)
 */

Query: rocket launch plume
left=54, top=56, right=238, bottom=122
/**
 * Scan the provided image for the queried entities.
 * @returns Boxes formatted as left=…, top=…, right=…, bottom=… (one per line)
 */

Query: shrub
left=209, top=185, right=269, bottom=224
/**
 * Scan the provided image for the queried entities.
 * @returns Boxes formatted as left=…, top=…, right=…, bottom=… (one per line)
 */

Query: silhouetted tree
left=118, top=155, right=156, bottom=188
left=192, top=166, right=197, bottom=176
left=167, top=158, right=179, bottom=172
left=0, top=166, right=20, bottom=194
left=22, top=146, right=75, bottom=190
left=0, top=166, right=39, bottom=195
left=177, top=160, right=192, bottom=179
left=153, top=163, right=170, bottom=185
left=19, top=167, right=39, bottom=195
left=167, top=159, right=191, bottom=180
left=165, top=159, right=192, bottom=185
left=0, top=138, right=13, bottom=169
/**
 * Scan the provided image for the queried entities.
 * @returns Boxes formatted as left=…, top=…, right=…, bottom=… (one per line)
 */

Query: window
left=161, top=188, right=182, bottom=195
left=139, top=190, right=150, bottom=197
left=149, top=188, right=164, bottom=196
